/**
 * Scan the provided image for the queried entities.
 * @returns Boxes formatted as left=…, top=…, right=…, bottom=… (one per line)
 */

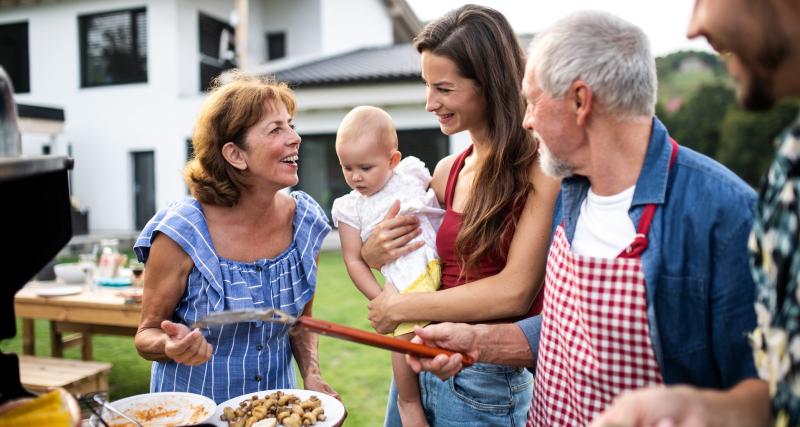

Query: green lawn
left=0, top=251, right=391, bottom=426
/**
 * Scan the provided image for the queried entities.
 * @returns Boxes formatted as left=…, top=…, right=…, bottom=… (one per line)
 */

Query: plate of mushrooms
left=213, top=389, right=344, bottom=427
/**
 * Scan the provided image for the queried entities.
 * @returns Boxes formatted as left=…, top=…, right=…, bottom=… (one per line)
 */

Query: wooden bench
left=19, top=355, right=112, bottom=396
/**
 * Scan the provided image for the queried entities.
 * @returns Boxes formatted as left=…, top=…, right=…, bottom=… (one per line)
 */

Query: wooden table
left=14, top=281, right=141, bottom=360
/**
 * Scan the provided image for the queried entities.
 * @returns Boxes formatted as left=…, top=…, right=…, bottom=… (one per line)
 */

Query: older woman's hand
left=361, top=200, right=423, bottom=269
left=368, top=283, right=401, bottom=334
left=303, top=373, right=341, bottom=401
left=161, top=320, right=213, bottom=366
left=303, top=374, right=347, bottom=427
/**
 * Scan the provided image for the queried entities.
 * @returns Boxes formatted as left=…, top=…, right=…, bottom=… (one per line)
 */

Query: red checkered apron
left=527, top=141, right=678, bottom=427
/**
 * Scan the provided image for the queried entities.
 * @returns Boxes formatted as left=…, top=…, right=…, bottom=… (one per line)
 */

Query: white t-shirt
left=571, top=185, right=636, bottom=258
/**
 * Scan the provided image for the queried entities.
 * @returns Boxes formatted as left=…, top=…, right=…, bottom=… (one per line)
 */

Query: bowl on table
left=88, top=392, right=215, bottom=426
left=53, top=262, right=90, bottom=284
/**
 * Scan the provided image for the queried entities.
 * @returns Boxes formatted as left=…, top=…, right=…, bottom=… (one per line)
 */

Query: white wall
left=0, top=0, right=439, bottom=232
left=320, top=0, right=393, bottom=54
left=1, top=0, right=205, bottom=231
left=258, top=0, right=322, bottom=64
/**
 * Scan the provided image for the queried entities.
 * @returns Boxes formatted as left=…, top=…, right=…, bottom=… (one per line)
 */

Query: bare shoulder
left=431, top=154, right=459, bottom=202
left=277, top=191, right=297, bottom=222
left=149, top=232, right=193, bottom=276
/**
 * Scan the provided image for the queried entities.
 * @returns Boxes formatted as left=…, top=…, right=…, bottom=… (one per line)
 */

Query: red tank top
left=435, top=146, right=543, bottom=320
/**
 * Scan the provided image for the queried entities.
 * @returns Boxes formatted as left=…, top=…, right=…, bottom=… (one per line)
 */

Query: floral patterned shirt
left=750, top=115, right=800, bottom=426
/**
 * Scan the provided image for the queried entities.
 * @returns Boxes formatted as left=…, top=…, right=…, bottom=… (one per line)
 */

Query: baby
left=331, top=106, right=443, bottom=427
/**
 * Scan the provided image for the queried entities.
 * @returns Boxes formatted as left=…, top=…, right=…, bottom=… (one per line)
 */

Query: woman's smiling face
left=421, top=51, right=487, bottom=138
left=241, top=101, right=301, bottom=189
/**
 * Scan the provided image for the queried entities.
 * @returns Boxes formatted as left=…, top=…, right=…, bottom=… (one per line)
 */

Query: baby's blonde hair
left=335, top=106, right=398, bottom=153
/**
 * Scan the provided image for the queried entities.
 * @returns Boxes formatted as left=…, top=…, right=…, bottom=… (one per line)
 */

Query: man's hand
left=591, top=380, right=770, bottom=427
left=367, top=282, right=400, bottom=334
left=405, top=323, right=481, bottom=380
left=360, top=200, right=423, bottom=269
left=161, top=320, right=213, bottom=366
left=590, top=386, right=705, bottom=427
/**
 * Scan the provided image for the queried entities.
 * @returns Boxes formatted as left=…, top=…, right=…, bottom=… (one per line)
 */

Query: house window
left=79, top=8, right=147, bottom=87
left=186, top=138, right=194, bottom=162
left=0, top=21, right=29, bottom=93
left=266, top=32, right=286, bottom=61
left=199, top=12, right=236, bottom=92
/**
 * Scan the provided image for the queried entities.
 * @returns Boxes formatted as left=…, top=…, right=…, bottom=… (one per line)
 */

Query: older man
left=592, top=0, right=800, bottom=426
left=406, top=10, right=758, bottom=426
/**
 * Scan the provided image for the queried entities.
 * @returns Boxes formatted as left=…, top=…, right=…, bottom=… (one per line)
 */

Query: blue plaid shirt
left=134, top=192, right=330, bottom=404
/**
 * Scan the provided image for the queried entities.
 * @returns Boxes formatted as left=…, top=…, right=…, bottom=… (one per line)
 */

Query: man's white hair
left=527, top=10, right=657, bottom=119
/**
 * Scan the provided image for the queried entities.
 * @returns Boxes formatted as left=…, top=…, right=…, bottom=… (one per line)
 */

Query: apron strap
left=618, top=139, right=679, bottom=259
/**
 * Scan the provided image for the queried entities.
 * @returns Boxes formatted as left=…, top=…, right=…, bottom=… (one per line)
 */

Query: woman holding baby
left=361, top=4, right=561, bottom=426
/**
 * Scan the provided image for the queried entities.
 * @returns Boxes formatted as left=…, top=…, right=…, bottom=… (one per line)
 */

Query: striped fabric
left=134, top=191, right=330, bottom=404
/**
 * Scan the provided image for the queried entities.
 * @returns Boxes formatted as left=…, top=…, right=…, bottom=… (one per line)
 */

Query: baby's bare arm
left=339, top=223, right=383, bottom=300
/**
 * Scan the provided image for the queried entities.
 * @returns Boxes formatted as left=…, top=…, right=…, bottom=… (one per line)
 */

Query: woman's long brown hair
left=414, top=4, right=537, bottom=273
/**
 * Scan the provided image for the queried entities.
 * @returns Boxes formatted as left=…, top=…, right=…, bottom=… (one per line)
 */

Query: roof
left=267, top=33, right=536, bottom=88
left=269, top=43, right=422, bottom=87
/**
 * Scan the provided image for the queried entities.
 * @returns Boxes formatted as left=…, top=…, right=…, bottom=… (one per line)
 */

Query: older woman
left=133, top=72, right=338, bottom=404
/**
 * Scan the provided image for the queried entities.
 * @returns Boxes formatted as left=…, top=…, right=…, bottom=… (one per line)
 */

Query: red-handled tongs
left=193, top=308, right=475, bottom=366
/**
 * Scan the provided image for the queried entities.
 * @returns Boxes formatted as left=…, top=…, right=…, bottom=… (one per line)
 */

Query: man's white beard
left=535, top=132, right=574, bottom=178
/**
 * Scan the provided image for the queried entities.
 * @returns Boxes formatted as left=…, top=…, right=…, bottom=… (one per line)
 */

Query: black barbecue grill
left=0, top=66, right=74, bottom=406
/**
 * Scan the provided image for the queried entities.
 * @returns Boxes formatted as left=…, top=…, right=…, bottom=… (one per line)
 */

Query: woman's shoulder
left=142, top=198, right=206, bottom=235
left=134, top=197, right=210, bottom=263
left=432, top=153, right=460, bottom=182
left=289, top=190, right=325, bottom=214
left=430, top=154, right=460, bottom=198
left=289, top=190, right=331, bottom=232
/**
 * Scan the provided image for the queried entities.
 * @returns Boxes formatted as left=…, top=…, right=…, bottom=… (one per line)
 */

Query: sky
left=404, top=0, right=712, bottom=57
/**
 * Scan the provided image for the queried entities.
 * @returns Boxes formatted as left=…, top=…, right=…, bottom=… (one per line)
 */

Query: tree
left=662, top=84, right=735, bottom=157
left=717, top=101, right=800, bottom=186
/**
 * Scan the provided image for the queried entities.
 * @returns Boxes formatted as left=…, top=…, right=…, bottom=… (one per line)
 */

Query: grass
left=0, top=251, right=392, bottom=426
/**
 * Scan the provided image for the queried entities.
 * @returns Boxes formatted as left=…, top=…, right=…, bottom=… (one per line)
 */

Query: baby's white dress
left=332, top=156, right=444, bottom=335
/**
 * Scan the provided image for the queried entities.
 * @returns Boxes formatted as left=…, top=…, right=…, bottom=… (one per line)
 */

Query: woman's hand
left=303, top=373, right=341, bottom=401
left=161, top=320, right=213, bottom=366
left=303, top=374, right=347, bottom=427
left=368, top=283, right=401, bottom=334
left=361, top=200, right=423, bottom=269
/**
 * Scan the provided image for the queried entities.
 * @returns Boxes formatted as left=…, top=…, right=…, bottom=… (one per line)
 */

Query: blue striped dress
left=133, top=191, right=330, bottom=404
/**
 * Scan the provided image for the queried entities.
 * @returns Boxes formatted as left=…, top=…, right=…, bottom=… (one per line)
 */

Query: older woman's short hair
left=184, top=71, right=296, bottom=206
left=528, top=10, right=657, bottom=119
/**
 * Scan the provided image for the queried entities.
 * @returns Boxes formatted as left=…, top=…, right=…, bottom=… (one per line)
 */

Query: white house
left=0, top=0, right=470, bottom=232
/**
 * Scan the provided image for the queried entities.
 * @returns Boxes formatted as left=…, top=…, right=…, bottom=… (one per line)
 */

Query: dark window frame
left=0, top=21, right=30, bottom=93
left=266, top=31, right=286, bottom=61
left=198, top=12, right=236, bottom=92
left=78, top=7, right=148, bottom=88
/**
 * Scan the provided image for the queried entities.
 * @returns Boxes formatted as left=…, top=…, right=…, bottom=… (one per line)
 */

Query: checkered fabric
left=528, top=226, right=663, bottom=426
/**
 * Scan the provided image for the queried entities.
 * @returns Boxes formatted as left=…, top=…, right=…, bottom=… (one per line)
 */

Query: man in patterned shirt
left=592, top=0, right=800, bottom=426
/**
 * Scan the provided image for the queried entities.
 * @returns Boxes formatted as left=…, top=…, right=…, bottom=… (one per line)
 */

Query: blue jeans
left=384, top=363, right=533, bottom=427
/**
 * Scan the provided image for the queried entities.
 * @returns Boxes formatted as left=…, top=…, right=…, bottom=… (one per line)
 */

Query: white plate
left=213, top=389, right=345, bottom=427
left=90, top=392, right=216, bottom=426
left=33, top=285, right=83, bottom=297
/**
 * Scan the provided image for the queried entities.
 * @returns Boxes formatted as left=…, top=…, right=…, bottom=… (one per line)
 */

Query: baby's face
left=337, top=137, right=397, bottom=197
